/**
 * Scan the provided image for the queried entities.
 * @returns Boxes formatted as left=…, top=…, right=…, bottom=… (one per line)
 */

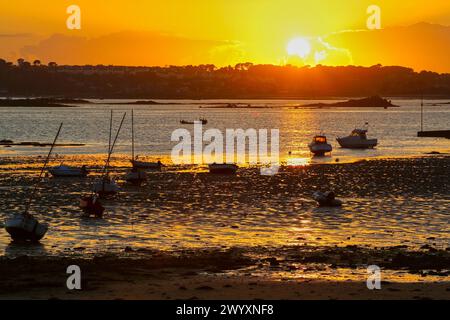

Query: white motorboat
left=337, top=127, right=378, bottom=149
left=208, top=163, right=238, bottom=174
left=5, top=214, right=48, bottom=242
left=49, top=165, right=89, bottom=177
left=5, top=123, right=63, bottom=242
left=308, top=135, right=332, bottom=156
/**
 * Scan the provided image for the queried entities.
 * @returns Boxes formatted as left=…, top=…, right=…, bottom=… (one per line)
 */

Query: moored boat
left=308, top=135, right=332, bottom=156
left=129, top=109, right=163, bottom=172
left=337, top=126, right=378, bottom=149
left=313, top=191, right=343, bottom=207
left=208, top=163, right=238, bottom=174
left=125, top=169, right=147, bottom=185
left=131, top=159, right=163, bottom=170
left=180, top=118, right=207, bottom=125
left=49, top=165, right=89, bottom=177
left=93, top=176, right=120, bottom=196
left=5, top=214, right=48, bottom=242
left=4, top=123, right=63, bottom=242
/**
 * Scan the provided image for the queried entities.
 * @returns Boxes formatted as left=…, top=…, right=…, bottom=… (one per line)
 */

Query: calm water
left=1, top=99, right=449, bottom=161
left=0, top=99, right=449, bottom=258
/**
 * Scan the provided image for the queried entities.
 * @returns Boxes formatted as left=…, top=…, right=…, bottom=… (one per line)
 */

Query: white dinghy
left=5, top=123, right=63, bottom=242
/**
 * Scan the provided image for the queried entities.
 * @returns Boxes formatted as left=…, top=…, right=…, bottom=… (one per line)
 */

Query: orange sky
left=1, top=0, right=450, bottom=72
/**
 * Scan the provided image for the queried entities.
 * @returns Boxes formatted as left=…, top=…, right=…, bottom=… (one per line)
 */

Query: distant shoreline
left=0, top=96, right=449, bottom=109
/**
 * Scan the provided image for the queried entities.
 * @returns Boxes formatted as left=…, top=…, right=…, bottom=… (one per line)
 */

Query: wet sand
left=0, top=155, right=449, bottom=299
left=0, top=248, right=449, bottom=300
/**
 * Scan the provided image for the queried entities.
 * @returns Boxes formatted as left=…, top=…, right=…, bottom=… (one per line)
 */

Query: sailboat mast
left=24, top=122, right=63, bottom=215
left=420, top=96, right=424, bottom=132
left=131, top=109, right=135, bottom=161
left=103, top=112, right=126, bottom=175
left=108, top=110, right=113, bottom=153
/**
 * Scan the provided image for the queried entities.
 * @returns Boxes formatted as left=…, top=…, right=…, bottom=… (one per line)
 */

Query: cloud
left=19, top=31, right=246, bottom=66
left=323, top=22, right=450, bottom=72
left=285, top=36, right=353, bottom=67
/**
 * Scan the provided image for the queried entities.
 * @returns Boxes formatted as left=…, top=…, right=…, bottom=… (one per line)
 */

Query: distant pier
left=417, top=130, right=450, bottom=139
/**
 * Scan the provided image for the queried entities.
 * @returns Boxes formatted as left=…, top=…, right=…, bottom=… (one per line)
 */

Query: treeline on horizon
left=1, top=58, right=450, bottom=99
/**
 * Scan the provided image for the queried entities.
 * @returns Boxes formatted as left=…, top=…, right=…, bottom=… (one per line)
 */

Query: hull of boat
left=93, top=181, right=120, bottom=196
left=308, top=143, right=332, bottom=155
left=131, top=160, right=162, bottom=170
left=5, top=215, right=48, bottom=242
left=49, top=166, right=88, bottom=177
left=208, top=164, right=238, bottom=174
left=313, top=191, right=343, bottom=207
left=336, top=137, right=378, bottom=149
left=125, top=171, right=147, bottom=184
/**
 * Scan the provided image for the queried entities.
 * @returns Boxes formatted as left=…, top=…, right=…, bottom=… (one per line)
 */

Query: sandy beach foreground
left=0, top=155, right=449, bottom=299
left=0, top=249, right=449, bottom=300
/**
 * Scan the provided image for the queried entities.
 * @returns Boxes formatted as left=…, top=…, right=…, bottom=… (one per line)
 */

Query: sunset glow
left=0, top=1, right=450, bottom=71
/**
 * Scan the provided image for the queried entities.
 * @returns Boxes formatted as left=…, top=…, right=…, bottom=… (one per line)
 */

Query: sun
left=286, top=38, right=311, bottom=58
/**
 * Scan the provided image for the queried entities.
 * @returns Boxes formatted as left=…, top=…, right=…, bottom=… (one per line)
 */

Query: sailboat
left=129, top=109, right=163, bottom=171
left=125, top=109, right=147, bottom=185
left=92, top=111, right=125, bottom=197
left=4, top=123, right=63, bottom=242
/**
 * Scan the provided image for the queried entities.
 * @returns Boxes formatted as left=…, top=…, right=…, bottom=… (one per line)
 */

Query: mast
left=24, top=123, right=63, bottom=215
left=108, top=110, right=113, bottom=153
left=420, top=95, right=424, bottom=132
left=131, top=109, right=135, bottom=161
left=103, top=112, right=126, bottom=175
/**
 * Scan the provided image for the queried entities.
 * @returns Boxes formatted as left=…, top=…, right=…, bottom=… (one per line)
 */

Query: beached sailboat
left=5, top=123, right=63, bottom=242
left=129, top=109, right=163, bottom=171
left=208, top=163, right=238, bottom=174
left=48, top=165, right=89, bottom=177
left=125, top=109, right=147, bottom=185
left=337, top=124, right=378, bottom=149
left=308, top=135, right=332, bottom=156
left=92, top=111, right=126, bottom=197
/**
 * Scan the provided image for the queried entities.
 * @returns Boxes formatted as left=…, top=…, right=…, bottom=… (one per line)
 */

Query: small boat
left=180, top=118, right=207, bottom=125
left=93, top=176, right=120, bottom=197
left=79, top=195, right=105, bottom=218
left=313, top=191, right=343, bottom=207
left=49, top=165, right=89, bottom=177
left=208, top=163, right=238, bottom=174
left=308, top=135, right=332, bottom=156
left=125, top=169, right=147, bottom=185
left=129, top=110, right=163, bottom=171
left=4, top=123, right=63, bottom=242
left=92, top=111, right=126, bottom=198
left=337, top=126, right=378, bottom=149
left=131, top=159, right=163, bottom=170
left=5, top=214, right=48, bottom=242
